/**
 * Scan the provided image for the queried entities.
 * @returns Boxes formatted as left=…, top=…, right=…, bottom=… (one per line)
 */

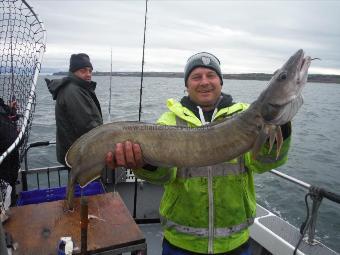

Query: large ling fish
left=65, top=49, right=311, bottom=209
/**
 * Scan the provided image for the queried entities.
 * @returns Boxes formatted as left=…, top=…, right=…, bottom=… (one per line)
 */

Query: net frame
left=0, top=0, right=46, bottom=164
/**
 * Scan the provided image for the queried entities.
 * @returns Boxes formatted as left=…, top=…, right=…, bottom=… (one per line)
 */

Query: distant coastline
left=51, top=71, right=340, bottom=84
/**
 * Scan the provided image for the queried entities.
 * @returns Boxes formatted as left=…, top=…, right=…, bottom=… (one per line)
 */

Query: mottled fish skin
left=65, top=49, right=311, bottom=209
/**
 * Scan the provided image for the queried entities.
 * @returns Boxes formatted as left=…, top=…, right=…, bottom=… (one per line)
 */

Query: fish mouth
left=259, top=49, right=311, bottom=125
left=295, top=50, right=311, bottom=83
left=279, top=50, right=311, bottom=105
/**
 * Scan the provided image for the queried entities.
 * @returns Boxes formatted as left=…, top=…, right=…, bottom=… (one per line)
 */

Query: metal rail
left=21, top=141, right=69, bottom=191
left=270, top=169, right=340, bottom=204
left=270, top=169, right=340, bottom=245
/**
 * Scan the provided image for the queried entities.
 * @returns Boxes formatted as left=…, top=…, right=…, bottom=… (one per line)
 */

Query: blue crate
left=17, top=181, right=105, bottom=206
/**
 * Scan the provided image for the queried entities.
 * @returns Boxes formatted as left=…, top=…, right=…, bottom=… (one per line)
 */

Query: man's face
left=186, top=67, right=222, bottom=110
left=73, top=67, right=93, bottom=82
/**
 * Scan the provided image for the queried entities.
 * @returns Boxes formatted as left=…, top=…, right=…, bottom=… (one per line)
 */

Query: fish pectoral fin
left=251, top=129, right=269, bottom=160
left=252, top=124, right=284, bottom=160
left=275, top=126, right=283, bottom=159
left=268, top=126, right=276, bottom=153
left=267, top=125, right=284, bottom=159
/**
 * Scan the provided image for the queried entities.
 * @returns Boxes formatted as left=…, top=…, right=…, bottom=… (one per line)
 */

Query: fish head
left=258, top=49, right=311, bottom=125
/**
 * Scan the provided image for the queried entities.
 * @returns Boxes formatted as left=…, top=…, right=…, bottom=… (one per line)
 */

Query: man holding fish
left=102, top=50, right=311, bottom=254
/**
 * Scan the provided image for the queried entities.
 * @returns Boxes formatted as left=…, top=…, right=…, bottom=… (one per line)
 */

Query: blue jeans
left=162, top=238, right=252, bottom=255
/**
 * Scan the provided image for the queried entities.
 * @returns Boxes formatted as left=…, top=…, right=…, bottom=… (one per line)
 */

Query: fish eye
left=278, top=72, right=287, bottom=80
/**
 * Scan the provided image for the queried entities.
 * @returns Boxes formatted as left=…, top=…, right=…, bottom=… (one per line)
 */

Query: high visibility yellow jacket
left=134, top=98, right=291, bottom=254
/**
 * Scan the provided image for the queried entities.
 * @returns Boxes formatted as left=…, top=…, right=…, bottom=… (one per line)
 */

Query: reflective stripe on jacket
left=134, top=98, right=291, bottom=254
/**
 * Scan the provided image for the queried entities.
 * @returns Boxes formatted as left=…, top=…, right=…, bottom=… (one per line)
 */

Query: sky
left=28, top=0, right=340, bottom=75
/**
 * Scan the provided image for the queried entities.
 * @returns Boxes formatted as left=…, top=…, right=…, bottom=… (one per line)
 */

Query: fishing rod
left=108, top=48, right=113, bottom=122
left=138, top=0, right=148, bottom=122
left=133, top=0, right=149, bottom=219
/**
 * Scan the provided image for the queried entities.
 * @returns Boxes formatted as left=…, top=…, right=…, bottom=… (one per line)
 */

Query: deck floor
left=136, top=224, right=163, bottom=255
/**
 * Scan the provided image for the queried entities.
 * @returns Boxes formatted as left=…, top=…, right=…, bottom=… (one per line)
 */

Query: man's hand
left=105, top=141, right=145, bottom=170
left=9, top=100, right=17, bottom=111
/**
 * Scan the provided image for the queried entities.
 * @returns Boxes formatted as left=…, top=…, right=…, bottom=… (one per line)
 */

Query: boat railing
left=21, top=141, right=69, bottom=191
left=269, top=169, right=340, bottom=245
left=19, top=141, right=340, bottom=247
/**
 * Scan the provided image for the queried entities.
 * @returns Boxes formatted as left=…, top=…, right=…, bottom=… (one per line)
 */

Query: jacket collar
left=167, top=99, right=201, bottom=126
left=67, top=72, right=97, bottom=91
left=47, top=73, right=97, bottom=100
left=180, top=93, right=233, bottom=115
left=167, top=93, right=234, bottom=126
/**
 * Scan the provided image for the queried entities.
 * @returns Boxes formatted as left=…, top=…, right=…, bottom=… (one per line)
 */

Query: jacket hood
left=45, top=73, right=97, bottom=100
left=180, top=92, right=233, bottom=117
left=45, top=77, right=68, bottom=100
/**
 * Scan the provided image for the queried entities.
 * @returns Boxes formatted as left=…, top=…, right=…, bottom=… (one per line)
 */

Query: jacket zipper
left=208, top=166, right=214, bottom=253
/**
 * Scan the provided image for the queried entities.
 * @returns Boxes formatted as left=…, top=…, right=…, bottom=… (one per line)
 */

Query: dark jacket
left=46, top=73, right=103, bottom=165
left=0, top=99, right=19, bottom=186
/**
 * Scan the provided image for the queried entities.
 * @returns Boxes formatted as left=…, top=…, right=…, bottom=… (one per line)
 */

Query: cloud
left=29, top=0, right=340, bottom=74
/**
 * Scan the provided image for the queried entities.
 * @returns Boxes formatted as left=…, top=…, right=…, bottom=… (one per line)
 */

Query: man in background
left=46, top=53, right=103, bottom=165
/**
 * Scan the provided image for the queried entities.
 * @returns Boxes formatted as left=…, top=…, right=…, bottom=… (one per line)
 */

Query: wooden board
left=3, top=192, right=145, bottom=255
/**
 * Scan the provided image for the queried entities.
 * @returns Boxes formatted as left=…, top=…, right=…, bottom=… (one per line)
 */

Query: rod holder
left=307, top=186, right=323, bottom=245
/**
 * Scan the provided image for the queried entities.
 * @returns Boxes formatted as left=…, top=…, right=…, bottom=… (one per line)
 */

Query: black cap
left=69, top=53, right=93, bottom=73
left=184, top=52, right=223, bottom=86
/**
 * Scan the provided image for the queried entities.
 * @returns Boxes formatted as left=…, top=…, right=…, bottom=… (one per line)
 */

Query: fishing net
left=0, top=0, right=46, bottom=169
